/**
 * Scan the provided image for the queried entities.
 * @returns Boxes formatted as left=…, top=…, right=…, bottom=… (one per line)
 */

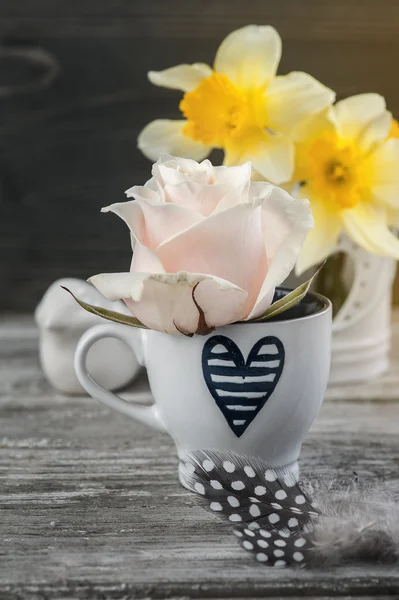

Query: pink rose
left=89, top=157, right=313, bottom=335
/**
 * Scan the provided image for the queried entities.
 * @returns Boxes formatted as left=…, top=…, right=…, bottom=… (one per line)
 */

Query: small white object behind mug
left=35, top=278, right=142, bottom=395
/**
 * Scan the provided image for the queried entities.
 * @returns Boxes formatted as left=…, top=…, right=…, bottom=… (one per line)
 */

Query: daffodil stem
left=315, top=254, right=348, bottom=317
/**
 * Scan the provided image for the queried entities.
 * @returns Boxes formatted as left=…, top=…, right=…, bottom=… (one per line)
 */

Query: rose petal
left=130, top=240, right=165, bottom=274
left=157, top=202, right=268, bottom=317
left=152, top=156, right=215, bottom=186
left=125, top=184, right=163, bottom=203
left=247, top=185, right=314, bottom=319
left=212, top=162, right=252, bottom=187
left=214, top=25, right=281, bottom=88
left=137, top=120, right=212, bottom=162
left=102, top=199, right=203, bottom=249
left=164, top=181, right=232, bottom=216
left=148, top=63, right=213, bottom=92
left=212, top=182, right=251, bottom=212
left=88, top=272, right=248, bottom=334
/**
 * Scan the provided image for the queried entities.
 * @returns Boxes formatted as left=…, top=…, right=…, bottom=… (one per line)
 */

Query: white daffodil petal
left=266, top=72, right=335, bottom=134
left=148, top=63, right=213, bottom=91
left=89, top=271, right=248, bottom=335
left=224, top=134, right=293, bottom=185
left=247, top=188, right=314, bottom=318
left=137, top=120, right=211, bottom=162
left=332, top=93, right=386, bottom=142
left=214, top=25, right=281, bottom=88
left=295, top=198, right=341, bottom=275
left=357, top=111, right=392, bottom=151
left=371, top=138, right=399, bottom=209
left=291, top=107, right=335, bottom=142
left=250, top=135, right=295, bottom=185
left=342, top=202, right=399, bottom=258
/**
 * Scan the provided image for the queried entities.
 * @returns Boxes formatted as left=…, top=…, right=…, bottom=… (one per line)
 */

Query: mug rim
left=234, top=287, right=332, bottom=327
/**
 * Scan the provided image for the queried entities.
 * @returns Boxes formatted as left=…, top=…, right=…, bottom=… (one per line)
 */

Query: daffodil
left=138, top=25, right=335, bottom=184
left=290, top=94, right=399, bottom=274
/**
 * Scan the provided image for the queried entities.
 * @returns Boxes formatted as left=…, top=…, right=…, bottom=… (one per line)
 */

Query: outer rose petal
left=332, top=94, right=386, bottom=143
left=157, top=202, right=268, bottom=317
left=88, top=272, right=248, bottom=335
left=247, top=186, right=314, bottom=319
left=295, top=195, right=341, bottom=275
left=214, top=25, right=281, bottom=88
left=371, top=138, right=399, bottom=209
left=137, top=120, right=212, bottom=162
left=102, top=199, right=203, bottom=249
left=342, top=202, right=399, bottom=259
left=148, top=63, right=213, bottom=92
left=266, top=72, right=335, bottom=134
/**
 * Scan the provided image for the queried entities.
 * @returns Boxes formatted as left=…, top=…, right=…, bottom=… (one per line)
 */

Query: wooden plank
left=1, top=317, right=399, bottom=598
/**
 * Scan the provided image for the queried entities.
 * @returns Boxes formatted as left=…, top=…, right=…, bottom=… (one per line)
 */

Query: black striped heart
left=202, top=335, right=285, bottom=437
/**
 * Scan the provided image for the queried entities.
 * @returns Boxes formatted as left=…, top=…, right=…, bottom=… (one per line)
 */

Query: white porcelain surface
left=75, top=295, right=332, bottom=476
left=35, top=278, right=141, bottom=394
left=329, top=237, right=397, bottom=385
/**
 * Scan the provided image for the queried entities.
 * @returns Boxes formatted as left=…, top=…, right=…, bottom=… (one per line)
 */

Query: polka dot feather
left=180, top=450, right=318, bottom=531
left=179, top=450, right=321, bottom=569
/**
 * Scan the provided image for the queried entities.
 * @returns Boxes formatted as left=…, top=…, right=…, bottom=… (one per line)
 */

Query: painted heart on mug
left=202, top=335, right=285, bottom=437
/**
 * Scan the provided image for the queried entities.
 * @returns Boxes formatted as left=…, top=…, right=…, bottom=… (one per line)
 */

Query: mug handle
left=74, top=323, right=167, bottom=433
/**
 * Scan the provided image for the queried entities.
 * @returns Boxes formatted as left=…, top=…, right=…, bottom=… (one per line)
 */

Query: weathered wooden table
left=1, top=317, right=399, bottom=599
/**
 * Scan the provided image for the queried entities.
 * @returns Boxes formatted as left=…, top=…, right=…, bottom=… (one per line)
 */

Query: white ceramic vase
left=329, top=236, right=397, bottom=385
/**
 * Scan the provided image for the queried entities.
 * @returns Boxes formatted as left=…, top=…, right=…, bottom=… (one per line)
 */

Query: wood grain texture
left=1, top=0, right=399, bottom=310
left=1, top=317, right=399, bottom=598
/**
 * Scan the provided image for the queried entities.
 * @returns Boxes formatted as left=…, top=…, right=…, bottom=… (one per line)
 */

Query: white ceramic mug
left=75, top=290, right=332, bottom=483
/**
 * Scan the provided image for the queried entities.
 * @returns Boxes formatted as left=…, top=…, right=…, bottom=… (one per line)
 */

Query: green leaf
left=61, top=286, right=148, bottom=329
left=249, top=262, right=325, bottom=323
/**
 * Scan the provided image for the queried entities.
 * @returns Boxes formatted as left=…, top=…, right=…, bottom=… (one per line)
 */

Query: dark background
left=1, top=0, right=399, bottom=312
